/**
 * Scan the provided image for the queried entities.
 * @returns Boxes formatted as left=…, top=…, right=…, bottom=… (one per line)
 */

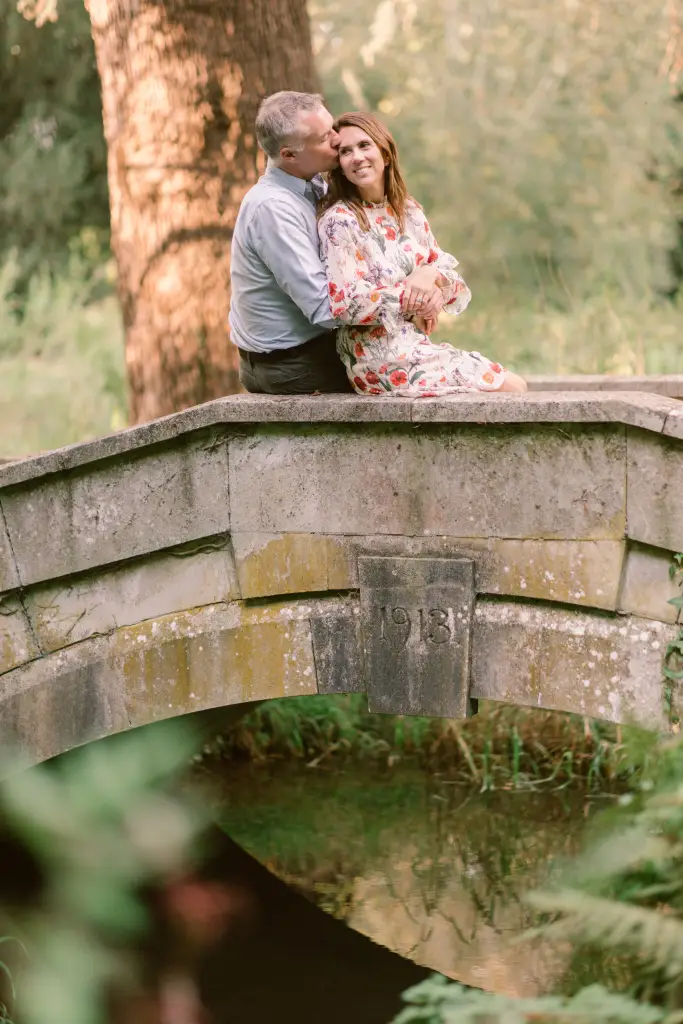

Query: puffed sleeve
left=407, top=204, right=472, bottom=316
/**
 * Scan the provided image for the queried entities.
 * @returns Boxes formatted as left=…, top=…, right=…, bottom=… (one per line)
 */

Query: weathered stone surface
left=627, top=429, right=683, bottom=552
left=410, top=391, right=677, bottom=432
left=661, top=405, right=683, bottom=442
left=619, top=544, right=682, bottom=624
left=0, top=596, right=347, bottom=764
left=359, top=556, right=475, bottom=717
left=1, top=391, right=678, bottom=491
left=115, top=600, right=323, bottom=727
left=233, top=532, right=624, bottom=610
left=471, top=600, right=672, bottom=729
left=233, top=533, right=354, bottom=599
left=1, top=435, right=230, bottom=587
left=0, top=504, right=19, bottom=595
left=0, top=661, right=129, bottom=766
left=25, top=537, right=238, bottom=653
left=311, top=606, right=364, bottom=693
left=0, top=594, right=40, bottom=674
left=230, top=424, right=626, bottom=540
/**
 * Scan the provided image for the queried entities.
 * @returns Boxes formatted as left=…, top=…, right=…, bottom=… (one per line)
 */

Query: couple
left=229, top=91, right=526, bottom=397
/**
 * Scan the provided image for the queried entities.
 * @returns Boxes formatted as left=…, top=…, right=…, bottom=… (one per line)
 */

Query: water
left=190, top=760, right=609, bottom=1009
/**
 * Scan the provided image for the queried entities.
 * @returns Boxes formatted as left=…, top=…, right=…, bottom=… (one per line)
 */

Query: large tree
left=87, top=0, right=319, bottom=423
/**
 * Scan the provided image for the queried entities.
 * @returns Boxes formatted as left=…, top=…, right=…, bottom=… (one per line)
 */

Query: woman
left=317, top=112, right=526, bottom=397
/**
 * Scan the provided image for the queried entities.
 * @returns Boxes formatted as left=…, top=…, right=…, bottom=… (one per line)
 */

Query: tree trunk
left=88, top=0, right=319, bottom=424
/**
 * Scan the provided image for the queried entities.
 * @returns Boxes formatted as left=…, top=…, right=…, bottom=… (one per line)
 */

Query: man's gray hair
left=256, top=91, right=325, bottom=161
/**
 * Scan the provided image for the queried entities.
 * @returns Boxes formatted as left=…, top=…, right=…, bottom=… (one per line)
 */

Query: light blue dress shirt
left=228, top=164, right=337, bottom=353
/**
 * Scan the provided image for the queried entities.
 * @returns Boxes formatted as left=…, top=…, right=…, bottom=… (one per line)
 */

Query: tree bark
left=88, top=0, right=319, bottom=423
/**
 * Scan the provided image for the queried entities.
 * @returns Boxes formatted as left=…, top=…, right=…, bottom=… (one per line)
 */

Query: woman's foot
left=495, top=371, right=527, bottom=394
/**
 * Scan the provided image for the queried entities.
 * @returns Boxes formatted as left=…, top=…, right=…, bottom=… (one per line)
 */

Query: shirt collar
left=264, top=162, right=310, bottom=197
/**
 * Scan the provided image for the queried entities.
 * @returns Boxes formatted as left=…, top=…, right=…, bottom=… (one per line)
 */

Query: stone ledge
left=526, top=375, right=683, bottom=399
left=0, top=391, right=680, bottom=491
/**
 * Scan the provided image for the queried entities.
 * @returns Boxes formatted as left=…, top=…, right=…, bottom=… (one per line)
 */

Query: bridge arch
left=2, top=386, right=683, bottom=766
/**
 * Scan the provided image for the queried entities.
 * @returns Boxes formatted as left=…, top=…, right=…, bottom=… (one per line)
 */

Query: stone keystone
left=358, top=556, right=476, bottom=718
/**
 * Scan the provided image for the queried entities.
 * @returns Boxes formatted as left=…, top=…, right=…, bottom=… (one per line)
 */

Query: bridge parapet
left=2, top=391, right=683, bottom=764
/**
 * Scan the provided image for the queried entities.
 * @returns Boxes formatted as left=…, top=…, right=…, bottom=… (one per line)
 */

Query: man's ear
left=280, top=146, right=296, bottom=164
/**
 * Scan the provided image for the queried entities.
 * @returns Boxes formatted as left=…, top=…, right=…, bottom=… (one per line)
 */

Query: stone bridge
left=2, top=383, right=683, bottom=765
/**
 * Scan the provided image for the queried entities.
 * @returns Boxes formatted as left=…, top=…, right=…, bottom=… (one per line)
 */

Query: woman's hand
left=402, top=265, right=445, bottom=319
left=413, top=315, right=437, bottom=335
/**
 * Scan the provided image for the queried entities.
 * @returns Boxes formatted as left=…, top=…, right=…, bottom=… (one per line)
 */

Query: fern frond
left=394, top=976, right=666, bottom=1024
left=526, top=889, right=683, bottom=978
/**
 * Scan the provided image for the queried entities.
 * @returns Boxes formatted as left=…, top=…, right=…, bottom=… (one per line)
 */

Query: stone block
left=627, top=430, right=683, bottom=552
left=0, top=635, right=130, bottom=765
left=116, top=600, right=321, bottom=728
left=471, top=599, right=672, bottom=729
left=1, top=434, right=230, bottom=587
left=229, top=424, right=626, bottom=540
left=0, top=660, right=128, bottom=765
left=25, top=537, right=238, bottom=653
left=0, top=594, right=40, bottom=674
left=311, top=606, right=364, bottom=694
left=0, top=595, right=349, bottom=764
left=619, top=544, right=682, bottom=624
left=662, top=405, right=683, bottom=442
left=232, top=531, right=624, bottom=611
left=0, top=506, right=19, bottom=595
left=359, top=556, right=475, bottom=717
left=232, top=533, right=353, bottom=599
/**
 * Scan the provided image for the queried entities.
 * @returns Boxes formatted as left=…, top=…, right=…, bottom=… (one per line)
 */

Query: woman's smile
left=338, top=125, right=387, bottom=201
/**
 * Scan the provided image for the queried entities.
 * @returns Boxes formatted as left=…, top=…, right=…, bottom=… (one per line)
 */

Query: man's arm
left=250, top=199, right=337, bottom=330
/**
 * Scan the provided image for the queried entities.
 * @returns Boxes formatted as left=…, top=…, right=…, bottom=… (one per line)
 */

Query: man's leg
left=239, top=336, right=353, bottom=395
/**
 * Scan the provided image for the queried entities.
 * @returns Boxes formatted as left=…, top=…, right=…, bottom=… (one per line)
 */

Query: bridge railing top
left=526, top=374, right=683, bottom=398
left=1, top=388, right=683, bottom=490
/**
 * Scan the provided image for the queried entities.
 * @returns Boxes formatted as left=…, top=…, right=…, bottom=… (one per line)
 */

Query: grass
left=434, top=288, right=683, bottom=378
left=200, top=694, right=640, bottom=793
left=0, top=254, right=126, bottom=459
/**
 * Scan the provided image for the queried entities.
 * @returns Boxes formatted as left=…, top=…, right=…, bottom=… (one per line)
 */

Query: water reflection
left=192, top=762, right=606, bottom=998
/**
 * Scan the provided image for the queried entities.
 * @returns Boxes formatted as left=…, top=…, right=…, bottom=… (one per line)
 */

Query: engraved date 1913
left=378, top=605, right=454, bottom=649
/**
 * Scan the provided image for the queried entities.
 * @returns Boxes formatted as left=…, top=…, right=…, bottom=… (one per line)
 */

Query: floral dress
left=318, top=198, right=506, bottom=396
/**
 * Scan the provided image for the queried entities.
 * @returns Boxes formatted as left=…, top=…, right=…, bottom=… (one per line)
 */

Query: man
left=229, top=91, right=443, bottom=395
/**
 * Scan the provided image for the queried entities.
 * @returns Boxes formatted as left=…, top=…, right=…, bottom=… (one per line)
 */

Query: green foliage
left=0, top=252, right=126, bottom=456
left=395, top=976, right=668, bottom=1024
left=0, top=721, right=204, bottom=1024
left=312, top=0, right=683, bottom=304
left=0, top=0, right=108, bottom=281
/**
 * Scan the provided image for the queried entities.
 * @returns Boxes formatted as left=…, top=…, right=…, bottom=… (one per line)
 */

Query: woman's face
left=337, top=126, right=388, bottom=196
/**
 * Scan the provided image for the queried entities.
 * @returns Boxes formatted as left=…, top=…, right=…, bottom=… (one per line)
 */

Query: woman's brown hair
left=318, top=111, right=411, bottom=233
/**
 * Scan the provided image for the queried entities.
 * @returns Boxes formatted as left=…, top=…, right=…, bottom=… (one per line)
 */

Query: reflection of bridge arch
left=2, top=384, right=683, bottom=765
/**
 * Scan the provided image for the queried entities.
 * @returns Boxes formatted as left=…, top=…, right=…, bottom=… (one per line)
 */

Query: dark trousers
left=238, top=333, right=353, bottom=395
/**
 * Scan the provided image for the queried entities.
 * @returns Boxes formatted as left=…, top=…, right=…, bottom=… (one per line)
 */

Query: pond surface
left=191, top=760, right=611, bottom=1002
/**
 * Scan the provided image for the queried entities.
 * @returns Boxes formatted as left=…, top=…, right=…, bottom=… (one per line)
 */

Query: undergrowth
left=203, top=695, right=637, bottom=791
